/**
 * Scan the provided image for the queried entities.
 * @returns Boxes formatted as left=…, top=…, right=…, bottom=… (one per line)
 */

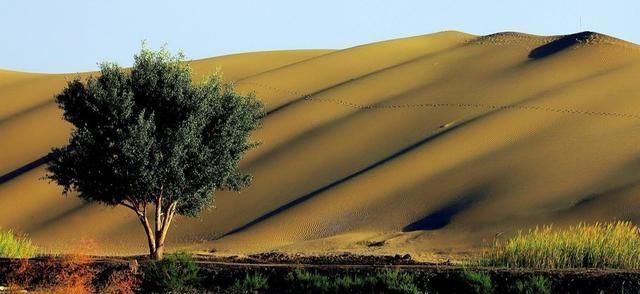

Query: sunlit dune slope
left=0, top=50, right=332, bottom=176
left=2, top=32, right=640, bottom=257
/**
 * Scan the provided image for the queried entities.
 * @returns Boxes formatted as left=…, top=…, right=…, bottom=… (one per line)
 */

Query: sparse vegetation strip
left=482, top=221, right=640, bottom=269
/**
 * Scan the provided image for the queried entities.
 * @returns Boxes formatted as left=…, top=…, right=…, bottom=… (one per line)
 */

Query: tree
left=46, top=46, right=264, bottom=260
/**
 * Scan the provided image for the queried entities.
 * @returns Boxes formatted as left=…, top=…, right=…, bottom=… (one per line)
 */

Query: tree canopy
left=46, top=46, right=264, bottom=259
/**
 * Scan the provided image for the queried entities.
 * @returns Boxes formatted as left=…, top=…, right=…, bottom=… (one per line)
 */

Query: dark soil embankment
left=1, top=254, right=640, bottom=293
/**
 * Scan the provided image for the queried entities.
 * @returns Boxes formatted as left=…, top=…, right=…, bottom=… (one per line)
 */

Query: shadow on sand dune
left=529, top=31, right=597, bottom=59
left=403, top=186, right=490, bottom=231
left=0, top=154, right=52, bottom=184
left=222, top=114, right=490, bottom=238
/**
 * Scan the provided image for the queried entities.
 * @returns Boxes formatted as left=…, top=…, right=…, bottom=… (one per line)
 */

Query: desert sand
left=2, top=31, right=640, bottom=260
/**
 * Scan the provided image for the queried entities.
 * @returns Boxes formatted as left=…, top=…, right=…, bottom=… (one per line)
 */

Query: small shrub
left=141, top=252, right=200, bottom=293
left=462, top=270, right=493, bottom=294
left=334, top=275, right=367, bottom=290
left=514, top=275, right=551, bottom=294
left=230, top=272, right=269, bottom=293
left=101, top=269, right=140, bottom=294
left=287, top=269, right=331, bottom=292
left=482, top=221, right=640, bottom=269
left=3, top=259, right=32, bottom=288
left=376, top=270, right=422, bottom=294
left=0, top=229, right=38, bottom=258
left=33, top=255, right=96, bottom=294
left=285, top=269, right=423, bottom=293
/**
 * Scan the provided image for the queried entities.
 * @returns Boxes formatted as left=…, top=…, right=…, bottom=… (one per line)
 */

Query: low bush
left=287, top=269, right=332, bottom=292
left=462, top=269, right=493, bottom=294
left=513, top=275, right=551, bottom=294
left=26, top=255, right=96, bottom=293
left=141, top=252, right=200, bottom=293
left=230, top=272, right=269, bottom=293
left=284, top=269, right=423, bottom=293
left=101, top=269, right=140, bottom=294
left=0, top=229, right=38, bottom=258
left=376, top=270, right=423, bottom=294
left=482, top=221, right=640, bottom=269
left=333, top=274, right=375, bottom=290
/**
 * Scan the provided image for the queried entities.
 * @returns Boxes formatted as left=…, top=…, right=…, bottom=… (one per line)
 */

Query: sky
left=0, top=0, right=637, bottom=73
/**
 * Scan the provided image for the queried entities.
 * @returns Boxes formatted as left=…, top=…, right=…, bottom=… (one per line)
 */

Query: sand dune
left=2, top=32, right=640, bottom=258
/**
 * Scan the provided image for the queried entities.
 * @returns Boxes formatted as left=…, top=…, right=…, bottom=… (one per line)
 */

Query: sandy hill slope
left=2, top=32, right=640, bottom=258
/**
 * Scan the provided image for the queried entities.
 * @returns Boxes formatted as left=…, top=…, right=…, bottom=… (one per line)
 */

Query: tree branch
left=157, top=201, right=178, bottom=250
left=119, top=200, right=137, bottom=211
left=155, top=186, right=163, bottom=236
left=136, top=204, right=156, bottom=257
left=123, top=196, right=144, bottom=212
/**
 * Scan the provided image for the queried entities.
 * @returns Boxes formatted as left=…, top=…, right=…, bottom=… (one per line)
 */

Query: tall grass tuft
left=462, top=269, right=493, bottom=294
left=482, top=221, right=640, bottom=269
left=141, top=252, right=200, bottom=293
left=231, top=272, right=269, bottom=293
left=285, top=269, right=423, bottom=293
left=0, top=229, right=38, bottom=258
left=514, top=275, right=551, bottom=294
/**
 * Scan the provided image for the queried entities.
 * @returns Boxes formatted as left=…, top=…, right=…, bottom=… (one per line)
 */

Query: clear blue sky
left=1, top=0, right=637, bottom=73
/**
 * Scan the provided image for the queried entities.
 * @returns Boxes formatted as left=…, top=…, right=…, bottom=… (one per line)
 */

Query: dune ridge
left=2, top=31, right=640, bottom=259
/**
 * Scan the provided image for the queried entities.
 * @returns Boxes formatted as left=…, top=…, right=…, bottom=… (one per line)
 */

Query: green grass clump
left=231, top=272, right=269, bottom=293
left=334, top=274, right=367, bottom=289
left=287, top=269, right=332, bottom=291
left=0, top=229, right=38, bottom=258
left=482, top=221, right=640, bottom=269
left=285, top=269, right=423, bottom=293
left=514, top=275, right=551, bottom=294
left=375, top=270, right=423, bottom=294
left=462, top=270, right=493, bottom=294
left=141, top=252, right=200, bottom=293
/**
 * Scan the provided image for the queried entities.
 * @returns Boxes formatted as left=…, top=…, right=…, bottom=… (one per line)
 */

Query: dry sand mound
left=2, top=32, right=640, bottom=259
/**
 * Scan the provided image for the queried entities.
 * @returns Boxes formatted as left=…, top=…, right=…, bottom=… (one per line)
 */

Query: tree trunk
left=136, top=207, right=156, bottom=258
left=151, top=244, right=164, bottom=260
left=126, top=199, right=178, bottom=260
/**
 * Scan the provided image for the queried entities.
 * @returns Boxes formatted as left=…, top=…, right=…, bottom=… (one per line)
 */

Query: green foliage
left=47, top=45, right=264, bottom=216
left=375, top=270, right=423, bottom=294
left=0, top=229, right=38, bottom=258
left=230, top=272, right=269, bottom=293
left=462, top=270, right=493, bottom=294
left=287, top=269, right=332, bottom=291
left=482, top=221, right=640, bottom=269
left=285, top=269, right=423, bottom=293
left=513, top=275, right=551, bottom=294
left=333, top=274, right=366, bottom=289
left=141, top=252, right=200, bottom=293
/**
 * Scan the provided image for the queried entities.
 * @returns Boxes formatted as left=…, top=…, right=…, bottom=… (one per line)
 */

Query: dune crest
left=2, top=31, right=640, bottom=258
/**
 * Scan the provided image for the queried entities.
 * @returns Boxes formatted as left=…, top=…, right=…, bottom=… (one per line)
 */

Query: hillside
left=2, top=31, right=640, bottom=259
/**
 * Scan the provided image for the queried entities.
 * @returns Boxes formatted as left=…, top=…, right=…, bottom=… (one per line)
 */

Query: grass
left=462, top=269, right=493, bottom=294
left=285, top=269, right=423, bottom=293
left=287, top=269, right=332, bottom=291
left=231, top=272, right=269, bottom=293
left=141, top=252, right=200, bottom=293
left=514, top=275, right=551, bottom=294
left=376, top=270, right=423, bottom=294
left=0, top=229, right=38, bottom=258
left=481, top=221, right=640, bottom=269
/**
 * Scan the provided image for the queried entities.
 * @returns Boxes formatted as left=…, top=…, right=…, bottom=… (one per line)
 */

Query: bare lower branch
left=119, top=200, right=137, bottom=211
left=123, top=196, right=144, bottom=212
left=161, top=201, right=178, bottom=233
left=155, top=191, right=163, bottom=235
